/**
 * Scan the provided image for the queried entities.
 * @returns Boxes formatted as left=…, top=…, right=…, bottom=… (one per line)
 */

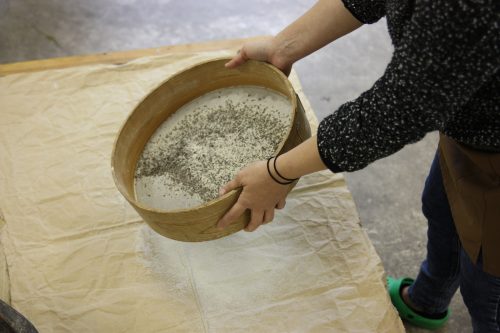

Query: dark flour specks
left=134, top=86, right=292, bottom=210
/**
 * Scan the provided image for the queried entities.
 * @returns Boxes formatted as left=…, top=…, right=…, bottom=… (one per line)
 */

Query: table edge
left=0, top=36, right=266, bottom=76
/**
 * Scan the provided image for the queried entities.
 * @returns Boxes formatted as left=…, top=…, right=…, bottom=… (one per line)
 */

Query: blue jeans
left=408, top=152, right=500, bottom=332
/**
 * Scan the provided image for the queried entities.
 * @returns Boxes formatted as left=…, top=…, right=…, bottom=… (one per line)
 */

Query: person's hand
left=225, top=37, right=292, bottom=76
left=217, top=160, right=290, bottom=232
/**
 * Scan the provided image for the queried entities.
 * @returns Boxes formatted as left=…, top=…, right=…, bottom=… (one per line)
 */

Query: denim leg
left=460, top=250, right=500, bottom=333
left=408, top=151, right=461, bottom=314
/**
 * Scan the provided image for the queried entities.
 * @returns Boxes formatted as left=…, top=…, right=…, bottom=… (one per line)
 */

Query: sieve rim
left=111, top=57, right=298, bottom=215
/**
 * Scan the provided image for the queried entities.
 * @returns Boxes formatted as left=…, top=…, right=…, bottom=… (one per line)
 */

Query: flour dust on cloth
left=0, top=51, right=403, bottom=332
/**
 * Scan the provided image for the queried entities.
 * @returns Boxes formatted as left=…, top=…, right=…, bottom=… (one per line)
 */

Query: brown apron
left=439, top=133, right=500, bottom=277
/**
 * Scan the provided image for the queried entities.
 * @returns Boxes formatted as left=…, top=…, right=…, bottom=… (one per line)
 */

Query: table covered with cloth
left=0, top=49, right=404, bottom=333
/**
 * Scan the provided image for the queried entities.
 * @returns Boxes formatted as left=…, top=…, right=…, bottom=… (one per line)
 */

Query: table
left=0, top=38, right=404, bottom=333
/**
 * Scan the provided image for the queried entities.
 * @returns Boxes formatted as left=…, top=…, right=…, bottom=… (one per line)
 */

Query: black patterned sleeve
left=317, top=0, right=499, bottom=173
left=341, top=0, right=386, bottom=24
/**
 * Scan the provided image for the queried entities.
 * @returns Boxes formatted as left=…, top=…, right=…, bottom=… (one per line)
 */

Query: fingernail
left=219, top=188, right=226, bottom=196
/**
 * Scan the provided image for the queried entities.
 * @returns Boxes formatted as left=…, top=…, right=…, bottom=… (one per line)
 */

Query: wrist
left=273, top=136, right=327, bottom=179
left=266, top=157, right=297, bottom=185
left=274, top=153, right=302, bottom=180
left=269, top=36, right=296, bottom=71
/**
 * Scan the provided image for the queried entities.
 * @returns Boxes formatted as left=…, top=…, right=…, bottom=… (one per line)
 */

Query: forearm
left=274, top=136, right=327, bottom=179
left=317, top=0, right=499, bottom=173
left=270, top=0, right=362, bottom=68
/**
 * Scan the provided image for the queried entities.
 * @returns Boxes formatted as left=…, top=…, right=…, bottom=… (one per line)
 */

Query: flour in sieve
left=134, top=86, right=292, bottom=210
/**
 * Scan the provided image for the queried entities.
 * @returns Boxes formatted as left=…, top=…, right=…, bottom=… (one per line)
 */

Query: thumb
left=225, top=50, right=248, bottom=69
left=219, top=176, right=242, bottom=196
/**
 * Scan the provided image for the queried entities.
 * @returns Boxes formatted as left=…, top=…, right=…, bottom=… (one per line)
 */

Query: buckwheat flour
left=134, top=86, right=292, bottom=210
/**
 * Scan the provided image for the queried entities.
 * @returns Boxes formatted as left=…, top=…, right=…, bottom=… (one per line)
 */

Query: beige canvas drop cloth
left=0, top=51, right=404, bottom=332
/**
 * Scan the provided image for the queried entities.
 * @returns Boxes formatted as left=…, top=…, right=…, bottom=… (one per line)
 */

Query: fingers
left=245, top=210, right=264, bottom=232
left=220, top=205, right=277, bottom=232
left=246, top=209, right=274, bottom=232
left=217, top=202, right=246, bottom=230
left=263, top=209, right=274, bottom=224
left=219, top=176, right=241, bottom=196
left=225, top=49, right=248, bottom=69
left=275, top=199, right=286, bottom=210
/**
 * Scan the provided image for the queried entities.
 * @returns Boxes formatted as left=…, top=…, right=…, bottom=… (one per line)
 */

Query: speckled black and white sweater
left=317, top=0, right=500, bottom=172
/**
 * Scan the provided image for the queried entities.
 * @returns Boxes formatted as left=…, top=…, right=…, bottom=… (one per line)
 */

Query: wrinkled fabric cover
left=0, top=51, right=403, bottom=333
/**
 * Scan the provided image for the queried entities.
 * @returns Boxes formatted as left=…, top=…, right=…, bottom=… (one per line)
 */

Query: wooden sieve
left=111, top=58, right=311, bottom=242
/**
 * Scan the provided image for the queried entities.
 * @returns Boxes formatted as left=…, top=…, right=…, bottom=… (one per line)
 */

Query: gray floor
left=0, top=0, right=471, bottom=332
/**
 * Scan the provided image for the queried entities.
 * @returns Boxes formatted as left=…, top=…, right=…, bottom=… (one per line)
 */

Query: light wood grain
left=0, top=36, right=266, bottom=76
left=111, top=58, right=311, bottom=242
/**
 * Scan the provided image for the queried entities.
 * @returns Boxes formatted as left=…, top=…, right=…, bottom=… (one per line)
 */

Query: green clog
left=387, top=276, right=450, bottom=330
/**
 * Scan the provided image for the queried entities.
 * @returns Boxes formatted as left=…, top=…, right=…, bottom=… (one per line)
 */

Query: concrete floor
left=0, top=0, right=471, bottom=332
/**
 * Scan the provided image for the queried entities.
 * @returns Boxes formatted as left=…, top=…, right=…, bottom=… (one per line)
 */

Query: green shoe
left=387, top=276, right=450, bottom=330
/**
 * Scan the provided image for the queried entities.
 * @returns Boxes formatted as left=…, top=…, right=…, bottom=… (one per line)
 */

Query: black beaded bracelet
left=266, top=157, right=296, bottom=185
left=273, top=155, right=298, bottom=182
